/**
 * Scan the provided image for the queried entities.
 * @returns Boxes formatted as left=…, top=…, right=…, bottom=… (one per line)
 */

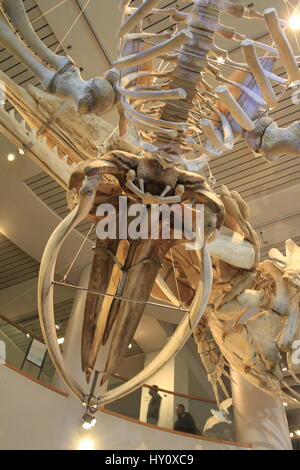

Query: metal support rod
left=52, top=281, right=190, bottom=312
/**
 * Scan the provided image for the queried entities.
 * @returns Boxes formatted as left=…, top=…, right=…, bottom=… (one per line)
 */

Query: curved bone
left=98, top=244, right=212, bottom=405
left=38, top=175, right=104, bottom=401
left=0, top=13, right=115, bottom=116
left=114, top=30, right=192, bottom=69
left=130, top=7, right=176, bottom=16
left=182, top=154, right=210, bottom=173
left=264, top=8, right=300, bottom=83
left=215, top=110, right=234, bottom=145
left=208, top=226, right=256, bottom=270
left=121, top=97, right=187, bottom=131
left=120, top=70, right=169, bottom=89
left=125, top=32, right=172, bottom=41
left=199, top=119, right=233, bottom=152
left=215, top=74, right=267, bottom=108
left=117, top=85, right=186, bottom=101
left=227, top=58, right=285, bottom=84
left=242, top=40, right=277, bottom=109
left=39, top=196, right=212, bottom=404
left=251, top=41, right=279, bottom=57
left=2, top=0, right=71, bottom=71
left=118, top=0, right=161, bottom=38
left=215, top=85, right=255, bottom=131
left=0, top=12, right=55, bottom=89
left=124, top=111, right=178, bottom=137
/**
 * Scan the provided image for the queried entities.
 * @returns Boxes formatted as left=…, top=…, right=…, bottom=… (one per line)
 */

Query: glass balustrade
left=106, top=374, right=235, bottom=442
left=0, top=314, right=235, bottom=442
left=0, top=313, right=55, bottom=385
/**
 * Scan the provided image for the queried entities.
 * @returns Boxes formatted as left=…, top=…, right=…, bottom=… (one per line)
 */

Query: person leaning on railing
left=146, top=385, right=162, bottom=426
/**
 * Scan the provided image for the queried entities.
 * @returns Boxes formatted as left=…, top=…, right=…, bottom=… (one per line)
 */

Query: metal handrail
left=111, top=373, right=217, bottom=405
left=0, top=312, right=45, bottom=344
left=0, top=315, right=218, bottom=405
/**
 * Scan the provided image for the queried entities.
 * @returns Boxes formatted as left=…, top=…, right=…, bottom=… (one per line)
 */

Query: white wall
left=116, top=354, right=145, bottom=379
left=139, top=351, right=176, bottom=429
left=0, top=365, right=249, bottom=450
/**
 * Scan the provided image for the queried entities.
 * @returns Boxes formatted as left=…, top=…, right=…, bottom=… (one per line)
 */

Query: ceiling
left=0, top=0, right=299, bottom=390
left=25, top=172, right=96, bottom=240
left=1, top=0, right=63, bottom=89
left=0, top=233, right=40, bottom=289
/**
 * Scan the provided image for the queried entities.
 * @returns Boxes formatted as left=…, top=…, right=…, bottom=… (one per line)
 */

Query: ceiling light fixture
left=7, top=153, right=15, bottom=162
left=81, top=412, right=97, bottom=430
left=57, top=337, right=64, bottom=345
left=289, top=15, right=300, bottom=30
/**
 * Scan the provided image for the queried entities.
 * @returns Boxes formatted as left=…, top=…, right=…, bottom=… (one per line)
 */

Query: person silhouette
left=174, top=404, right=197, bottom=435
left=146, top=385, right=162, bottom=425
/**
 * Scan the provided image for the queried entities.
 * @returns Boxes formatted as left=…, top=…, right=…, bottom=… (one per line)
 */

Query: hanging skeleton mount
left=0, top=0, right=299, bottom=408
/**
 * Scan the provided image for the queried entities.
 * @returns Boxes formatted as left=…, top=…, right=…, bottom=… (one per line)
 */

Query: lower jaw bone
left=81, top=236, right=175, bottom=385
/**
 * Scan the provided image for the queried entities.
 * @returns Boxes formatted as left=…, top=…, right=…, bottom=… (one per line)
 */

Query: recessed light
left=289, top=15, right=300, bottom=30
left=7, top=153, right=15, bottom=162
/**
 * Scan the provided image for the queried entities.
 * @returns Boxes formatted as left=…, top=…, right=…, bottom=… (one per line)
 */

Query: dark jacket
left=147, top=394, right=162, bottom=421
left=174, top=411, right=197, bottom=435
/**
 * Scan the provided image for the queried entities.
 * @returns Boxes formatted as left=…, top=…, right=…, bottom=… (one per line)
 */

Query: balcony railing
left=0, top=312, right=239, bottom=443
left=0, top=312, right=55, bottom=385
left=106, top=373, right=235, bottom=442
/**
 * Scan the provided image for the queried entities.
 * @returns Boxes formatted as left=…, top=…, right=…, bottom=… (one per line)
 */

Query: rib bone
left=113, top=30, right=192, bottom=69
left=215, top=85, right=256, bottom=131
left=242, top=40, right=277, bottom=109
left=264, top=8, right=300, bottom=83
left=118, top=0, right=161, bottom=38
left=0, top=12, right=54, bottom=89
left=2, top=0, right=71, bottom=71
